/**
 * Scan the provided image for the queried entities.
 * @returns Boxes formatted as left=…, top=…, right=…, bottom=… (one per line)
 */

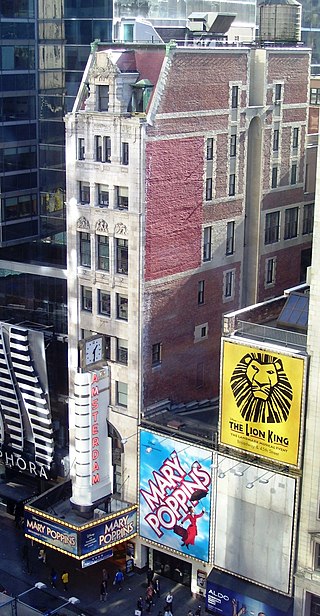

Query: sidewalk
left=0, top=511, right=205, bottom=616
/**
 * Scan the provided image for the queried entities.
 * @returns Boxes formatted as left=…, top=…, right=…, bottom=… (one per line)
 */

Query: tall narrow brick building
left=65, top=41, right=311, bottom=513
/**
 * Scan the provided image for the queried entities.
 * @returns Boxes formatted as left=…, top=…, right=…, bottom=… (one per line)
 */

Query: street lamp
left=17, top=582, right=47, bottom=598
left=44, top=596, right=80, bottom=616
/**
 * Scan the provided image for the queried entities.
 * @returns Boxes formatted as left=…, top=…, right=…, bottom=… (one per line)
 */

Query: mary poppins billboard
left=139, top=430, right=213, bottom=562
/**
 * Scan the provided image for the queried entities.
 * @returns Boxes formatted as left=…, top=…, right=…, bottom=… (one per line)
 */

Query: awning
left=0, top=482, right=37, bottom=504
left=207, top=569, right=293, bottom=615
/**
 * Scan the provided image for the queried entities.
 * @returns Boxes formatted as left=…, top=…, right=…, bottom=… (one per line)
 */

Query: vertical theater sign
left=139, top=429, right=213, bottom=562
left=71, top=367, right=113, bottom=508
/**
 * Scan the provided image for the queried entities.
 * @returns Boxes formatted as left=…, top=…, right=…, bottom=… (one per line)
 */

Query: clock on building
left=80, top=335, right=105, bottom=368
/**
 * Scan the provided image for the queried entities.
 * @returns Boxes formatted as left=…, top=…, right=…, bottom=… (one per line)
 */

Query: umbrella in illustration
left=190, top=489, right=208, bottom=502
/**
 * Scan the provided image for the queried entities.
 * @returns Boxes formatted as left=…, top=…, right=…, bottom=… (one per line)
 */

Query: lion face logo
left=230, top=352, right=293, bottom=423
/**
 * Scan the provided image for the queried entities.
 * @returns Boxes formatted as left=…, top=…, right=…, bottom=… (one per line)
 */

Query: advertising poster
left=80, top=507, right=137, bottom=556
left=206, top=581, right=292, bottom=616
left=220, top=340, right=305, bottom=465
left=24, top=510, right=78, bottom=555
left=139, top=430, right=213, bottom=562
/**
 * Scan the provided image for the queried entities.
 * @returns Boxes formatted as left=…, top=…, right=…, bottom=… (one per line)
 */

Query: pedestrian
left=102, top=568, right=109, bottom=582
left=38, top=547, right=46, bottom=564
left=147, top=567, right=154, bottom=586
left=135, top=596, right=144, bottom=615
left=146, top=584, right=154, bottom=612
left=61, top=570, right=69, bottom=591
left=195, top=607, right=202, bottom=616
left=154, top=578, right=160, bottom=598
left=50, top=568, right=58, bottom=589
left=100, top=579, right=108, bottom=601
left=165, top=592, right=173, bottom=611
left=113, top=568, right=124, bottom=591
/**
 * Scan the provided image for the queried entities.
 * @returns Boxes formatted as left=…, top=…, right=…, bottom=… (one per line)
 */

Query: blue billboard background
left=80, top=508, right=137, bottom=555
left=139, top=430, right=213, bottom=562
left=206, top=581, right=293, bottom=616
left=24, top=510, right=78, bottom=555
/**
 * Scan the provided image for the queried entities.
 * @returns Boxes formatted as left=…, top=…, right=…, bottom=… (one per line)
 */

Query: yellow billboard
left=220, top=340, right=305, bottom=465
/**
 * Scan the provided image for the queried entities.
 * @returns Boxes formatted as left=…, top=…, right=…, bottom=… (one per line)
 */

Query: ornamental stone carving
left=114, top=222, right=127, bottom=236
left=96, top=219, right=109, bottom=233
left=90, top=55, right=119, bottom=81
left=77, top=217, right=90, bottom=230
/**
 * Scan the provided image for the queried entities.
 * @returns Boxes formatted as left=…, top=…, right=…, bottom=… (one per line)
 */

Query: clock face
left=85, top=337, right=103, bottom=366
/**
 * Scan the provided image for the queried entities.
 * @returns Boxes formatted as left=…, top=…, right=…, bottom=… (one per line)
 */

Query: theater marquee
left=24, top=505, right=137, bottom=560
left=220, top=339, right=306, bottom=466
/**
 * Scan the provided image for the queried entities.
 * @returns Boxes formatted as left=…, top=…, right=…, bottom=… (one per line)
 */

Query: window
left=79, top=181, right=90, bottom=204
left=98, top=85, right=109, bottom=111
left=152, top=342, right=162, bottom=366
left=98, top=184, right=109, bottom=207
left=265, top=211, right=280, bottom=244
left=230, top=134, right=237, bottom=157
left=224, top=270, right=235, bottom=298
left=116, top=186, right=128, bottom=210
left=116, top=381, right=128, bottom=407
left=79, top=232, right=91, bottom=267
left=226, top=221, right=235, bottom=255
left=78, top=138, right=85, bottom=160
left=122, top=142, right=129, bottom=165
left=273, top=129, right=279, bottom=152
left=284, top=207, right=298, bottom=239
left=290, top=163, right=297, bottom=185
left=231, top=85, right=239, bottom=109
left=117, top=294, right=128, bottom=320
left=303, top=203, right=314, bottom=235
left=203, top=226, right=212, bottom=262
left=105, top=335, right=111, bottom=360
left=116, top=238, right=128, bottom=274
left=97, top=235, right=109, bottom=271
left=117, top=338, right=128, bottom=365
left=310, top=592, right=320, bottom=616
left=275, top=83, right=282, bottom=102
left=194, top=323, right=208, bottom=342
left=198, top=280, right=205, bottom=305
left=310, top=87, right=320, bottom=104
left=206, top=178, right=212, bottom=201
left=293, top=127, right=299, bottom=149
left=95, top=135, right=102, bottom=161
left=104, top=136, right=111, bottom=163
left=229, top=174, right=236, bottom=196
left=271, top=167, right=278, bottom=189
left=206, top=137, right=213, bottom=160
left=315, top=543, right=320, bottom=570
left=81, top=286, right=92, bottom=311
left=98, top=290, right=110, bottom=316
left=266, top=257, right=276, bottom=285
left=95, top=136, right=111, bottom=162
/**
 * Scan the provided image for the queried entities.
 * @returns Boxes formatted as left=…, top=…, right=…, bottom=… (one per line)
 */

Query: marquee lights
left=25, top=503, right=137, bottom=531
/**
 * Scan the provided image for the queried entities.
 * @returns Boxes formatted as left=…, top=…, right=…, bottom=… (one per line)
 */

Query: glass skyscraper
left=0, top=0, right=113, bottom=333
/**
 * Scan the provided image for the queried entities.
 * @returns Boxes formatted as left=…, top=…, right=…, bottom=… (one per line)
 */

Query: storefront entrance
left=153, top=549, right=191, bottom=587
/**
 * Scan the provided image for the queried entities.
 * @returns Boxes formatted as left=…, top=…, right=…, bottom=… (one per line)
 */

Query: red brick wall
left=156, top=50, right=248, bottom=114
left=257, top=243, right=312, bottom=302
left=267, top=52, right=310, bottom=105
left=144, top=137, right=204, bottom=281
left=143, top=264, right=241, bottom=406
